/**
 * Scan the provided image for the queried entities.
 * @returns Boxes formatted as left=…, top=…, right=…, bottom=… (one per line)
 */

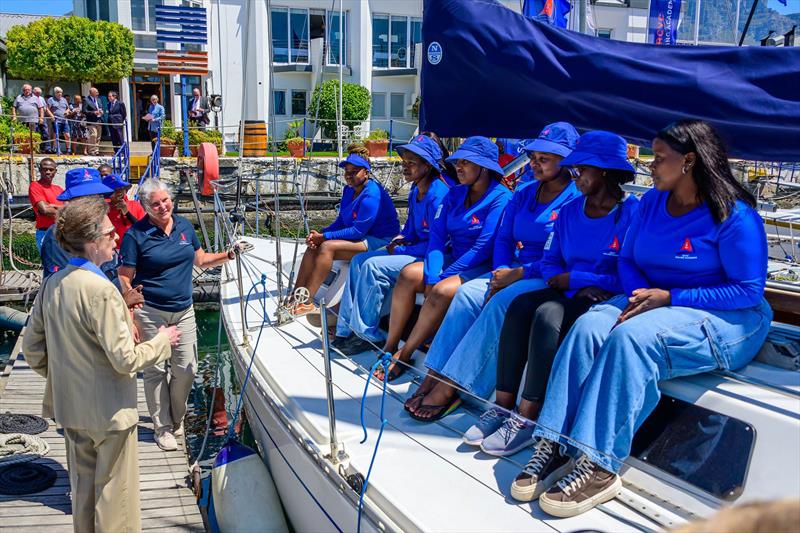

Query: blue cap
left=57, top=168, right=114, bottom=201
left=445, top=136, right=503, bottom=174
left=396, top=135, right=443, bottom=169
left=102, top=173, right=131, bottom=191
left=560, top=131, right=635, bottom=173
left=338, top=153, right=371, bottom=172
left=523, top=122, right=579, bottom=158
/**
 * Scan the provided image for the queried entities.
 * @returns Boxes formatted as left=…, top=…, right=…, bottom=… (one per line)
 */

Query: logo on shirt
left=427, top=42, right=443, bottom=65
left=544, top=232, right=555, bottom=251
left=352, top=210, right=358, bottom=220
left=468, top=214, right=482, bottom=231
left=675, top=237, right=697, bottom=259
left=548, top=210, right=559, bottom=221
left=516, top=241, right=524, bottom=250
left=434, top=204, right=444, bottom=220
left=603, top=235, right=621, bottom=257
left=179, top=232, right=191, bottom=245
left=422, top=218, right=428, bottom=228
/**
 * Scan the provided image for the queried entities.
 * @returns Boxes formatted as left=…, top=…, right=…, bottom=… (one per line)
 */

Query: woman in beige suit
left=23, top=196, right=181, bottom=533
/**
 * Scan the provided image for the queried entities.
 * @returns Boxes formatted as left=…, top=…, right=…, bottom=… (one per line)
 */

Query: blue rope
left=228, top=274, right=268, bottom=440
left=356, top=352, right=392, bottom=533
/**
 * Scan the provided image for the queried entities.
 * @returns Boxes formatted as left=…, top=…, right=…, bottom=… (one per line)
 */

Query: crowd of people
left=290, top=118, right=771, bottom=518
left=23, top=160, right=239, bottom=530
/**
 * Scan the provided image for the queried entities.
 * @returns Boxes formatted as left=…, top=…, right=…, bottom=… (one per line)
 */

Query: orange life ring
left=197, top=142, right=219, bottom=196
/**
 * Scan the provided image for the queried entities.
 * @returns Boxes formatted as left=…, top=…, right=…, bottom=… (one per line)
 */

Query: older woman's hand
left=158, top=325, right=181, bottom=347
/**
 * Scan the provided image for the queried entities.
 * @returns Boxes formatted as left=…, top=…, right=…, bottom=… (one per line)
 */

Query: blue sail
left=420, top=0, right=800, bottom=161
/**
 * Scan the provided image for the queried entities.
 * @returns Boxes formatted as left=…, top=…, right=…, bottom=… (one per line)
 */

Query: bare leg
left=292, top=247, right=320, bottom=297
left=517, top=398, right=543, bottom=422
left=404, top=370, right=443, bottom=411
left=382, top=262, right=425, bottom=354
left=376, top=275, right=463, bottom=380
left=413, top=378, right=459, bottom=420
left=302, top=239, right=367, bottom=299
left=494, top=391, right=517, bottom=411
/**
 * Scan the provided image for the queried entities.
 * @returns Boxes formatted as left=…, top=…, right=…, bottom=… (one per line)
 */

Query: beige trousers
left=64, top=426, right=140, bottom=533
left=137, top=304, right=198, bottom=432
left=87, top=123, right=101, bottom=155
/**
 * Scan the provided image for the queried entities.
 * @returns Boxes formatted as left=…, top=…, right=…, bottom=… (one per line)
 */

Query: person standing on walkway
left=11, top=84, right=44, bottom=133
left=146, top=95, right=165, bottom=151
left=84, top=87, right=103, bottom=156
left=23, top=195, right=181, bottom=533
left=29, top=158, right=64, bottom=253
left=107, top=91, right=127, bottom=152
left=119, top=180, right=238, bottom=451
left=47, top=87, right=72, bottom=154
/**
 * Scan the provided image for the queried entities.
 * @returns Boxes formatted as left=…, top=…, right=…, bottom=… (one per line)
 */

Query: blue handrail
left=111, top=122, right=130, bottom=182
left=140, top=123, right=162, bottom=183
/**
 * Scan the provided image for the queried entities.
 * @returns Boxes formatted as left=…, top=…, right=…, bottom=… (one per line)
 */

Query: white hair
left=138, top=179, right=174, bottom=214
left=54, top=86, right=63, bottom=93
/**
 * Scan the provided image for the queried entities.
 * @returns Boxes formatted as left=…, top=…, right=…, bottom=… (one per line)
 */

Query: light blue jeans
left=425, top=275, right=548, bottom=398
left=534, top=294, right=773, bottom=473
left=336, top=250, right=418, bottom=342
left=35, top=228, right=48, bottom=253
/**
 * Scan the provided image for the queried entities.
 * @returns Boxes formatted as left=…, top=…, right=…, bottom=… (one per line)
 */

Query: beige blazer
left=23, top=265, right=171, bottom=431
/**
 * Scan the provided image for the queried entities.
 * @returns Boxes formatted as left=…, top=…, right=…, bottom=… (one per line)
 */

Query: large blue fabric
left=420, top=0, right=800, bottom=161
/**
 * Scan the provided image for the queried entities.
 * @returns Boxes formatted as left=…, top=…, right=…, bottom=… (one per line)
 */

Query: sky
left=0, top=0, right=796, bottom=17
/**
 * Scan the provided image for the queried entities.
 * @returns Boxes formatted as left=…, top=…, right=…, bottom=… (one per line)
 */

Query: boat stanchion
left=235, top=251, right=250, bottom=347
left=320, top=300, right=346, bottom=464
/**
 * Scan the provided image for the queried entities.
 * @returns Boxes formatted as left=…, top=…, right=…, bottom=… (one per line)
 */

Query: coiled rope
left=0, top=433, right=50, bottom=465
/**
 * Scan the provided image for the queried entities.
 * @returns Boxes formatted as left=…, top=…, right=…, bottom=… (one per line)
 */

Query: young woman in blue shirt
left=462, top=131, right=639, bottom=454
left=331, top=135, right=450, bottom=354
left=405, top=123, right=582, bottom=421
left=373, top=137, right=512, bottom=383
left=291, top=145, right=400, bottom=316
left=512, top=120, right=772, bottom=518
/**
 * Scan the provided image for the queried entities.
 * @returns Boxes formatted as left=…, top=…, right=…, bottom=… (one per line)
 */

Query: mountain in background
left=675, top=0, right=797, bottom=44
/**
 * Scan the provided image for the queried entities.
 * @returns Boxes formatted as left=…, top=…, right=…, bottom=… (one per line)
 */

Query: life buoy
left=197, top=142, right=219, bottom=196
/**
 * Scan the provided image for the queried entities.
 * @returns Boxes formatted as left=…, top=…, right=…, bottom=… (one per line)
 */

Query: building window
left=134, top=34, right=158, bottom=49
left=371, top=93, right=386, bottom=118
left=132, top=0, right=159, bottom=42
left=86, top=0, right=110, bottom=21
left=291, top=90, right=307, bottom=116
left=271, top=8, right=340, bottom=65
left=390, top=93, right=405, bottom=118
left=326, top=11, right=348, bottom=66
left=597, top=29, right=613, bottom=39
left=271, top=8, right=289, bottom=63
left=372, top=15, right=389, bottom=68
left=372, top=15, right=422, bottom=69
left=273, top=91, right=286, bottom=115
left=290, top=9, right=310, bottom=63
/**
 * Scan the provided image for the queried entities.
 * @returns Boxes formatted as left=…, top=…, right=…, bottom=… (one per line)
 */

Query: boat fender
left=212, top=439, right=289, bottom=533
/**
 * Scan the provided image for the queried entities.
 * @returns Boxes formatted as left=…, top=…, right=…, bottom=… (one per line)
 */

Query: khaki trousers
left=64, top=426, right=140, bottom=533
left=87, top=123, right=101, bottom=155
left=137, top=304, right=198, bottom=432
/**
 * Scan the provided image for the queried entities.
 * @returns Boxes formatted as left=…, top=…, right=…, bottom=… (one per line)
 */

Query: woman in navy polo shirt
left=119, top=179, right=237, bottom=451
left=290, top=145, right=400, bottom=316
left=512, top=120, right=772, bottom=517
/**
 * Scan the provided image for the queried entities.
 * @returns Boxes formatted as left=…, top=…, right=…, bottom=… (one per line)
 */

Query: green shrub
left=160, top=120, right=179, bottom=142
left=309, top=80, right=370, bottom=140
left=366, top=129, right=388, bottom=141
left=2, top=232, right=39, bottom=270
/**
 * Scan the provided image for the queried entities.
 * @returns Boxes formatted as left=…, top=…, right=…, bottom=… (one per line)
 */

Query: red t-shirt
left=29, top=181, right=65, bottom=230
left=498, top=153, right=517, bottom=187
left=108, top=199, right=146, bottom=249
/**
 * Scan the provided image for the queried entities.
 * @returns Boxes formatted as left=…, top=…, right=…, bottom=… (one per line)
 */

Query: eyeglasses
left=100, top=227, right=116, bottom=238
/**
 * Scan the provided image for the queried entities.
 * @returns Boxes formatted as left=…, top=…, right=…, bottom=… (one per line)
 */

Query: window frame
left=291, top=90, right=307, bottom=116
left=131, top=0, right=160, bottom=50
left=324, top=10, right=349, bottom=67
left=389, top=92, right=405, bottom=119
left=372, top=14, right=423, bottom=70
left=273, top=90, right=287, bottom=116
left=371, top=92, right=387, bottom=119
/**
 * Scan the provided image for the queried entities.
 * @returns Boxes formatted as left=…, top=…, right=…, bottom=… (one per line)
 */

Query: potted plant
left=283, top=120, right=308, bottom=157
left=159, top=120, right=178, bottom=157
left=13, top=131, right=42, bottom=154
left=364, top=129, right=389, bottom=157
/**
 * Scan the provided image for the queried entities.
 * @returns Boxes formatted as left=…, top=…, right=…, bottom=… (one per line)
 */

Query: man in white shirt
left=188, top=88, right=210, bottom=130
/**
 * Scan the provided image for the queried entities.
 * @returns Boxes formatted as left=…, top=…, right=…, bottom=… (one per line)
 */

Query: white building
left=68, top=0, right=656, bottom=146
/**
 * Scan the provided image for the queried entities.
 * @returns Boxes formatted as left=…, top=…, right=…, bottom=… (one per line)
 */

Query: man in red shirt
left=102, top=174, right=146, bottom=249
left=29, top=158, right=64, bottom=253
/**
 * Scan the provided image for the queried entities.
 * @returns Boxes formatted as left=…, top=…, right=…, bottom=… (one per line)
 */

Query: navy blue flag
left=648, top=0, right=681, bottom=45
left=420, top=0, right=800, bottom=161
left=522, top=0, right=571, bottom=28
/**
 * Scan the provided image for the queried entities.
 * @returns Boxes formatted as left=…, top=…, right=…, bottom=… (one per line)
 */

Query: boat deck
left=0, top=332, right=205, bottom=532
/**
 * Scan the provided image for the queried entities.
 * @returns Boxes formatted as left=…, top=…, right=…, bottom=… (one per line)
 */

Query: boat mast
left=337, top=0, right=344, bottom=159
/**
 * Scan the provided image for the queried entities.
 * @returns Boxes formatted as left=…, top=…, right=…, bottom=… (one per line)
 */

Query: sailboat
left=216, top=1, right=800, bottom=531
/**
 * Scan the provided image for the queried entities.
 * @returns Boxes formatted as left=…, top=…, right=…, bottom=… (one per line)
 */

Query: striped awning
left=157, top=50, right=209, bottom=76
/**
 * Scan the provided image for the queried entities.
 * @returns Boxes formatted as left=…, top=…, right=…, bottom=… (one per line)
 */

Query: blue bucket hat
left=445, top=136, right=503, bottom=174
left=396, top=135, right=443, bottom=169
left=560, top=131, right=635, bottom=173
left=57, top=168, right=114, bottom=201
left=338, top=153, right=371, bottom=172
left=522, top=122, right=579, bottom=158
left=102, top=173, right=131, bottom=191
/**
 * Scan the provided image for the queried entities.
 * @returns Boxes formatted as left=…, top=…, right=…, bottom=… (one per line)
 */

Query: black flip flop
left=409, top=396, right=462, bottom=423
left=404, top=389, right=427, bottom=412
left=373, top=358, right=414, bottom=383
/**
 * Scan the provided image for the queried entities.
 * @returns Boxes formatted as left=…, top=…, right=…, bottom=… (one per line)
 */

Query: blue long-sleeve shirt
left=541, top=195, right=639, bottom=297
left=619, top=189, right=767, bottom=310
left=394, top=178, right=450, bottom=259
left=424, top=180, right=512, bottom=285
left=323, top=179, right=400, bottom=241
left=493, top=180, right=581, bottom=278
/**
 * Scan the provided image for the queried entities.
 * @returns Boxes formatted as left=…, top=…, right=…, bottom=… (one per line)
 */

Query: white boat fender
left=212, top=439, right=289, bottom=533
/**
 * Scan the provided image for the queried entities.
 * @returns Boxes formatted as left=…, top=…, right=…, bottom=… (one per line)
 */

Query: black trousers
left=496, top=288, right=593, bottom=402
left=110, top=125, right=124, bottom=151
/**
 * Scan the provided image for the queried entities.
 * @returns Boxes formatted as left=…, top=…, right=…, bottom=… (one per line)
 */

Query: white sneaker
left=154, top=428, right=178, bottom=451
left=173, top=423, right=184, bottom=437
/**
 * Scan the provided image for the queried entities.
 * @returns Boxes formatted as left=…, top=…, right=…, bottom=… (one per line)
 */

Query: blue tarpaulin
left=420, top=0, right=800, bottom=161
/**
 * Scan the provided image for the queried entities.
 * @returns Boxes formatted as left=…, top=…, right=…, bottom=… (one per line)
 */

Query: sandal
left=291, top=301, right=318, bottom=317
left=409, top=396, right=462, bottom=423
left=404, top=389, right=427, bottom=413
left=373, top=358, right=414, bottom=383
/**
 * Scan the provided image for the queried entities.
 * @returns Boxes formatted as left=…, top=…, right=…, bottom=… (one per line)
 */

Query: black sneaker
left=539, top=455, right=621, bottom=517
left=510, top=438, right=574, bottom=502
left=331, top=334, right=353, bottom=349
left=338, top=336, right=376, bottom=356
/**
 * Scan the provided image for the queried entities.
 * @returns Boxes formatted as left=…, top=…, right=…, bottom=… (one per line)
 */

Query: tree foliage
left=6, top=16, right=134, bottom=84
left=309, top=80, right=371, bottom=140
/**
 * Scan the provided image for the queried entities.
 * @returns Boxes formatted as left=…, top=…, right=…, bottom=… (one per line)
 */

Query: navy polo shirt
left=120, top=215, right=201, bottom=312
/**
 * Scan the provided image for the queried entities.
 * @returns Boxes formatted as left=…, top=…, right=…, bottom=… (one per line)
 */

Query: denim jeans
left=336, top=250, right=418, bottom=342
left=35, top=228, right=48, bottom=253
left=424, top=275, right=548, bottom=398
left=534, top=294, right=773, bottom=473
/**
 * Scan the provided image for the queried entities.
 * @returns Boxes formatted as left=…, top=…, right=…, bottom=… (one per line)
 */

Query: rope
left=356, top=352, right=391, bottom=533
left=0, top=413, right=48, bottom=435
left=0, top=433, right=50, bottom=465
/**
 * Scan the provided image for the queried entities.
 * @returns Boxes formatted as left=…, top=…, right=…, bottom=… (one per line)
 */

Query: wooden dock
left=0, top=335, right=205, bottom=531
